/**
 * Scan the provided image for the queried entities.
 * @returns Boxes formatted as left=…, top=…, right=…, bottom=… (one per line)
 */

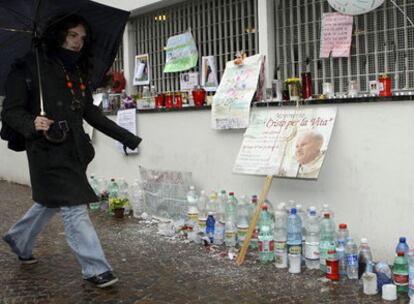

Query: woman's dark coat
left=2, top=52, right=141, bottom=208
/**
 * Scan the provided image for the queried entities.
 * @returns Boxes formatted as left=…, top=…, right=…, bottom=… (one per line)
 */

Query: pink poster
left=320, top=13, right=353, bottom=58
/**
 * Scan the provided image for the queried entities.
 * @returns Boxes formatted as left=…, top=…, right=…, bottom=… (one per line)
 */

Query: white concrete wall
left=2, top=101, right=414, bottom=263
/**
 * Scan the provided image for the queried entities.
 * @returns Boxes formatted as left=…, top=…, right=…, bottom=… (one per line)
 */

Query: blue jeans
left=4, top=203, right=112, bottom=278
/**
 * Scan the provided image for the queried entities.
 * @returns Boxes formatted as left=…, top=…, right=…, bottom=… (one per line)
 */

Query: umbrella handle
left=43, top=129, right=67, bottom=143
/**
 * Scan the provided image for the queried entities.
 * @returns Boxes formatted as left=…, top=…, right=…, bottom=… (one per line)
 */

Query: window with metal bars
left=274, top=0, right=414, bottom=95
left=111, top=44, right=124, bottom=72
left=130, top=0, right=258, bottom=93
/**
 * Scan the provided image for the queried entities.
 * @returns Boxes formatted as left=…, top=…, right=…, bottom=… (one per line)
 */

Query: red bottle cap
left=339, top=223, right=347, bottom=229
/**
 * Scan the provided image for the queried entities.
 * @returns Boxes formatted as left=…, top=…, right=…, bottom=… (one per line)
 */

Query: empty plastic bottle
left=258, top=206, right=274, bottom=263
left=337, top=224, right=350, bottom=244
left=358, top=238, right=373, bottom=278
left=305, top=210, right=320, bottom=270
left=88, top=175, right=101, bottom=210
left=287, top=208, right=302, bottom=256
left=345, top=237, right=359, bottom=279
left=118, top=178, right=130, bottom=215
left=130, top=180, right=145, bottom=218
left=320, top=203, right=334, bottom=219
left=393, top=251, right=409, bottom=294
left=186, top=186, right=199, bottom=229
left=225, top=192, right=238, bottom=223
left=249, top=195, right=259, bottom=250
left=319, top=213, right=336, bottom=273
left=216, top=190, right=228, bottom=222
left=237, top=197, right=250, bottom=246
left=224, top=217, right=237, bottom=247
left=407, top=249, right=414, bottom=298
left=396, top=237, right=410, bottom=255
left=336, top=224, right=349, bottom=276
left=206, top=190, right=218, bottom=216
left=197, top=190, right=208, bottom=230
left=206, top=212, right=216, bottom=243
left=214, top=220, right=225, bottom=245
left=274, top=202, right=288, bottom=268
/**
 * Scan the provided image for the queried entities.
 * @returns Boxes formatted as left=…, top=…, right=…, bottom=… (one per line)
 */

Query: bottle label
left=259, top=240, right=274, bottom=253
left=287, top=244, right=302, bottom=255
left=225, top=231, right=236, bottom=240
left=187, top=213, right=198, bottom=222
left=305, top=242, right=320, bottom=260
left=393, top=273, right=409, bottom=286
left=346, top=254, right=358, bottom=266
left=198, top=218, right=206, bottom=229
left=275, top=251, right=288, bottom=267
left=274, top=241, right=287, bottom=251
left=237, top=226, right=248, bottom=241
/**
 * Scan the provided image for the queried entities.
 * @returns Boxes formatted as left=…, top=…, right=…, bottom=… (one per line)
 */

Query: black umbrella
left=0, top=0, right=130, bottom=100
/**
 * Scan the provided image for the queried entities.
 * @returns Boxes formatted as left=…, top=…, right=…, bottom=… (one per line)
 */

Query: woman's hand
left=34, top=116, right=54, bottom=131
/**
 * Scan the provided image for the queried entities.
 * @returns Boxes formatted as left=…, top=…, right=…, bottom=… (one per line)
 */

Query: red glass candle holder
left=192, top=87, right=206, bottom=107
left=175, top=93, right=183, bottom=108
left=379, top=74, right=392, bottom=97
left=301, top=72, right=312, bottom=100
left=154, top=94, right=164, bottom=109
left=165, top=93, right=174, bottom=109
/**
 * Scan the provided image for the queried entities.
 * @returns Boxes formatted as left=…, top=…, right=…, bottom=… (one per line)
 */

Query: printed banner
left=133, top=54, right=150, bottom=85
left=211, top=54, right=264, bottom=130
left=116, top=109, right=139, bottom=154
left=320, top=12, right=353, bottom=58
left=233, top=107, right=337, bottom=179
left=164, top=31, right=198, bottom=73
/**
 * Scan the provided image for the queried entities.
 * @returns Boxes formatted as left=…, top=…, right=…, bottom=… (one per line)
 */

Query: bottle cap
left=397, top=251, right=405, bottom=257
left=229, top=192, right=234, bottom=196
left=290, top=208, right=297, bottom=214
left=339, top=223, right=347, bottom=229
left=261, top=205, right=268, bottom=211
left=310, top=210, right=316, bottom=216
left=208, top=211, right=214, bottom=216
left=360, top=238, right=368, bottom=244
left=308, top=206, right=316, bottom=212
left=399, top=236, right=406, bottom=243
left=324, top=213, right=330, bottom=218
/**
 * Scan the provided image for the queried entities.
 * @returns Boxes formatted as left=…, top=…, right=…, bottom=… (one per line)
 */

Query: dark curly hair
left=41, top=14, right=93, bottom=74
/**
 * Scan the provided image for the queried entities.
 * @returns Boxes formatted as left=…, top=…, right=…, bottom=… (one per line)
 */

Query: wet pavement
left=0, top=180, right=410, bottom=304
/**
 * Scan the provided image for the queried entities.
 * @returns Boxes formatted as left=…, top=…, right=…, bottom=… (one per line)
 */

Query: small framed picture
left=133, top=54, right=150, bottom=85
left=369, top=80, right=379, bottom=96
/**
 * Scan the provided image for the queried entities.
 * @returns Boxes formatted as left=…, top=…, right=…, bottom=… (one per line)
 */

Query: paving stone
left=0, top=180, right=410, bottom=303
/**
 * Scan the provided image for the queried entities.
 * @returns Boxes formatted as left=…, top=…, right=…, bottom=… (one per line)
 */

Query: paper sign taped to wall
left=233, top=107, right=337, bottom=180
left=320, top=13, right=353, bottom=58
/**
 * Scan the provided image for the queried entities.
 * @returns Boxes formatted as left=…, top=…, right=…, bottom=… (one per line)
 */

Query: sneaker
left=3, top=235, right=38, bottom=264
left=18, top=256, right=38, bottom=265
left=86, top=271, right=118, bottom=288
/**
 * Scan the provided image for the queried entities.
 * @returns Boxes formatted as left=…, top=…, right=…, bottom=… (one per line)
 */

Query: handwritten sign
left=164, top=31, right=198, bottom=73
left=211, top=54, right=264, bottom=130
left=116, top=109, right=139, bottom=154
left=320, top=13, right=353, bottom=58
left=233, top=108, right=337, bottom=180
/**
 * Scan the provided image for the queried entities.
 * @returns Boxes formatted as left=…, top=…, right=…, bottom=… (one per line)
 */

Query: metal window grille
left=131, top=0, right=258, bottom=93
left=274, top=0, right=414, bottom=95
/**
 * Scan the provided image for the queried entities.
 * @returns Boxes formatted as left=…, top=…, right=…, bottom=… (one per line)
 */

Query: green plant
left=109, top=197, right=128, bottom=209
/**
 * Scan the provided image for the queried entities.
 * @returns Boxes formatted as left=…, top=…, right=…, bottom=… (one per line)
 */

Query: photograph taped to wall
left=133, top=54, right=150, bottom=85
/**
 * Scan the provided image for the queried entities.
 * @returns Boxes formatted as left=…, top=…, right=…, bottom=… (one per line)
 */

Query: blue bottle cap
left=290, top=208, right=297, bottom=214
left=399, top=236, right=406, bottom=243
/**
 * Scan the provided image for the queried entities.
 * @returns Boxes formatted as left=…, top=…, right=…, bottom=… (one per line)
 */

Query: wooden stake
left=236, top=175, right=274, bottom=266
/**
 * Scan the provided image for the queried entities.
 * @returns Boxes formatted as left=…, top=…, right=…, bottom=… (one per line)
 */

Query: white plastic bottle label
left=305, top=243, right=320, bottom=260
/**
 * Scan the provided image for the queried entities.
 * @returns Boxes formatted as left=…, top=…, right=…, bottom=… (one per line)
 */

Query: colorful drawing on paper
left=163, top=31, right=198, bottom=73
left=211, top=54, right=264, bottom=130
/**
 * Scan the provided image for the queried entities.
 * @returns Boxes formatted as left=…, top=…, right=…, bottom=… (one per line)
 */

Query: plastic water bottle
left=393, top=251, right=409, bottom=294
left=216, top=190, right=228, bottom=222
left=108, top=178, right=119, bottom=199
left=237, top=197, right=250, bottom=246
left=274, top=202, right=288, bottom=268
left=358, top=238, right=373, bottom=278
left=214, top=220, right=225, bottom=245
left=336, top=223, right=349, bottom=276
left=88, top=175, right=101, bottom=210
left=396, top=237, right=410, bottom=255
left=408, top=250, right=414, bottom=298
left=186, top=186, right=199, bottom=230
left=319, top=213, right=336, bottom=273
left=197, top=190, right=208, bottom=231
left=258, top=205, right=274, bottom=263
left=206, top=212, right=215, bottom=243
left=304, top=210, right=320, bottom=269
left=225, top=192, right=238, bottom=222
left=206, top=190, right=218, bottom=215
left=320, top=203, right=334, bottom=219
left=118, top=178, right=130, bottom=215
left=287, top=208, right=302, bottom=256
left=224, top=217, right=237, bottom=247
left=130, top=180, right=145, bottom=218
left=249, top=195, right=259, bottom=250
left=345, top=237, right=359, bottom=279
